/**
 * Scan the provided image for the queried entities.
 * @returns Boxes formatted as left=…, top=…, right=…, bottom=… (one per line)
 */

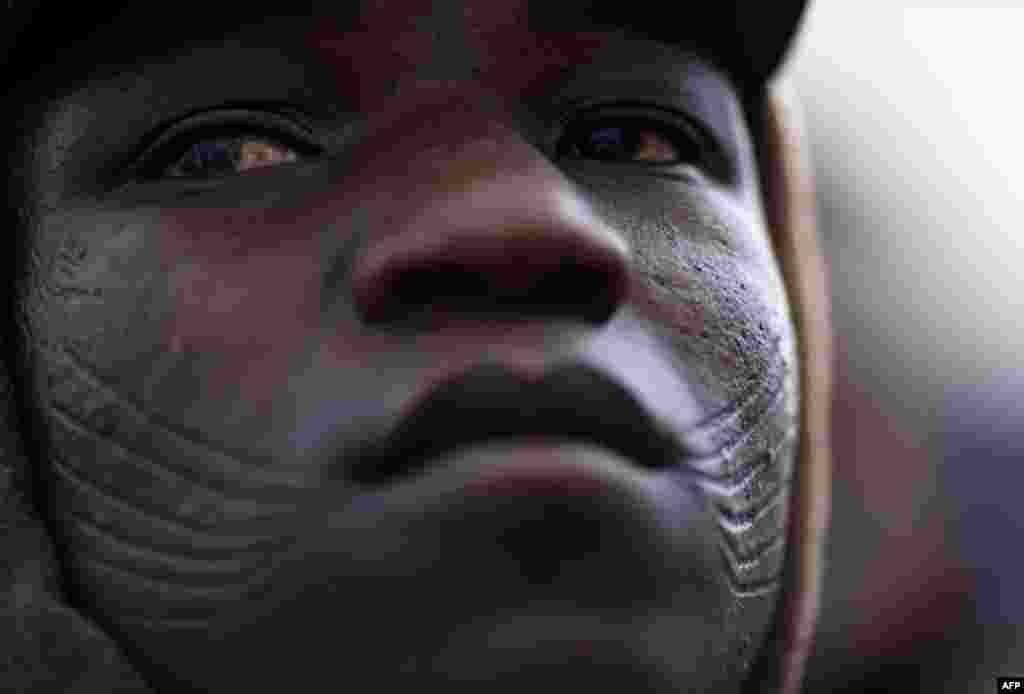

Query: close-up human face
left=8, top=2, right=798, bottom=691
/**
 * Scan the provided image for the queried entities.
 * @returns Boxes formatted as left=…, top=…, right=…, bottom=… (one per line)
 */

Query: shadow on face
left=7, top=2, right=799, bottom=691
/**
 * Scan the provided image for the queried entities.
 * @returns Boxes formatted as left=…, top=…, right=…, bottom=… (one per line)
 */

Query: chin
left=418, top=611, right=754, bottom=694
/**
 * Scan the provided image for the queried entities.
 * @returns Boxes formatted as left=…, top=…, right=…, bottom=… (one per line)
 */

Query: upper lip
left=347, top=362, right=687, bottom=486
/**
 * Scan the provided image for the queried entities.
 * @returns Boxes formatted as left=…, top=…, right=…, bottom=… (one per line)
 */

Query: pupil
left=183, top=140, right=238, bottom=174
left=588, top=126, right=631, bottom=158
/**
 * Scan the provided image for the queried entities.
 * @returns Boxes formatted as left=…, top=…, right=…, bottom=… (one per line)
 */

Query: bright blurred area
left=790, top=2, right=1024, bottom=690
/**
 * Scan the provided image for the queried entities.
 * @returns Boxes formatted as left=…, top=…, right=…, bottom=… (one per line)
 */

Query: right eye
left=162, top=135, right=302, bottom=178
left=132, top=108, right=322, bottom=181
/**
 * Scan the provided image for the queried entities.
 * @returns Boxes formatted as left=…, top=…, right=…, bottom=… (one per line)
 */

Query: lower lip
left=331, top=440, right=697, bottom=563
left=458, top=441, right=630, bottom=498
left=395, top=439, right=663, bottom=503
left=352, top=439, right=695, bottom=539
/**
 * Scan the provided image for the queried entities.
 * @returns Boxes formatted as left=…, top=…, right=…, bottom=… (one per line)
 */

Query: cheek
left=162, top=224, right=321, bottom=418
left=595, top=188, right=796, bottom=400
left=160, top=208, right=323, bottom=355
left=24, top=206, right=337, bottom=430
left=609, top=197, right=799, bottom=568
left=626, top=252, right=795, bottom=425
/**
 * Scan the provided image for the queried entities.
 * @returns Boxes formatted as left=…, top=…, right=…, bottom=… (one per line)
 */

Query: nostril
left=354, top=251, right=627, bottom=326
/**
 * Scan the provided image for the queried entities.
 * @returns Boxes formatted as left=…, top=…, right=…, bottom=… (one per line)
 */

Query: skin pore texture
left=8, top=2, right=799, bottom=692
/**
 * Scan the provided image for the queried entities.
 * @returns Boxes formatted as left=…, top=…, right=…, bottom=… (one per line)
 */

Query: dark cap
left=1, top=1, right=809, bottom=88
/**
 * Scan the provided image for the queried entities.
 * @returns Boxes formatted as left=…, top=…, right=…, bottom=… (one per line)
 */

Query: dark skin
left=9, top=2, right=798, bottom=691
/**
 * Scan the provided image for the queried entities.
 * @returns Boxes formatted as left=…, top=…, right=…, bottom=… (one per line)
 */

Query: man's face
left=11, top=2, right=798, bottom=691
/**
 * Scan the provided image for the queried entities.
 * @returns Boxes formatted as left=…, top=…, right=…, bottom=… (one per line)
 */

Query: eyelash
left=132, top=104, right=726, bottom=181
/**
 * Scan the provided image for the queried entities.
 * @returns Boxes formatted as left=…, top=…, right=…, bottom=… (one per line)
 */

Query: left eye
left=163, top=136, right=300, bottom=178
left=556, top=114, right=705, bottom=166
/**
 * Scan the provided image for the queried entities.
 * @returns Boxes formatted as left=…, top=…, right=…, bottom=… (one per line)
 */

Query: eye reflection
left=165, top=136, right=300, bottom=178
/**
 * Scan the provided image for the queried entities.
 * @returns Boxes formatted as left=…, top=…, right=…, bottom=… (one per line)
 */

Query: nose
left=349, top=114, right=631, bottom=326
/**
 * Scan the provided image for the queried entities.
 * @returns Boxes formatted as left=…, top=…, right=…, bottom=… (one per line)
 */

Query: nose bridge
left=348, top=92, right=632, bottom=325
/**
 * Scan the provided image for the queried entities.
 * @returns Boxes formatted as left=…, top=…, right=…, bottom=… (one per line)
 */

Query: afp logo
left=999, top=677, right=1024, bottom=691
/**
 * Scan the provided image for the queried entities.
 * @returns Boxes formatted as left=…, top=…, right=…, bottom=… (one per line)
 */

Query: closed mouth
left=345, top=362, right=689, bottom=487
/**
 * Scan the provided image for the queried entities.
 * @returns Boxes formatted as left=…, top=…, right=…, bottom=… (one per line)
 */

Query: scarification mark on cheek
left=40, top=350, right=305, bottom=619
left=686, top=396, right=797, bottom=592
left=66, top=501, right=272, bottom=576
left=714, top=492, right=789, bottom=561
left=45, top=347, right=300, bottom=494
left=717, top=537, right=784, bottom=594
left=74, top=554, right=263, bottom=620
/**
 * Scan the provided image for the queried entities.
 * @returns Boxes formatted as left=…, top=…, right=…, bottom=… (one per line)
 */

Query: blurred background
left=789, top=1, right=1024, bottom=691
